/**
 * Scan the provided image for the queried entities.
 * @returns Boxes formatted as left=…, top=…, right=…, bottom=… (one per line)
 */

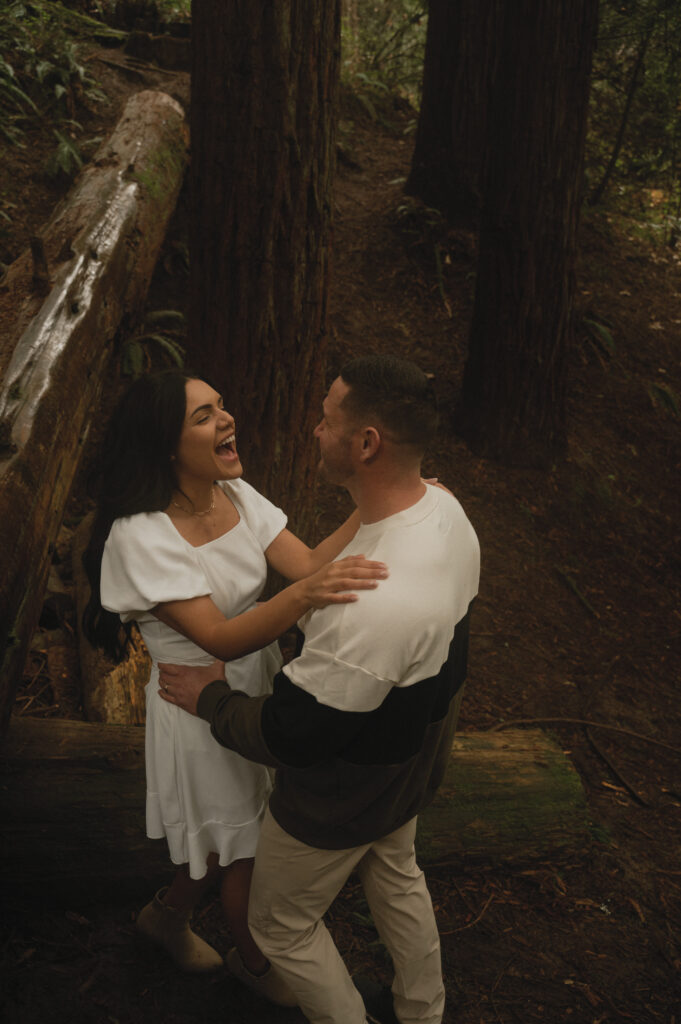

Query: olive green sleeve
left=196, top=680, right=282, bottom=768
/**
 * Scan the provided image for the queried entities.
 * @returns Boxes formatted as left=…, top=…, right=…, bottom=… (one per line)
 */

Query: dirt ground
left=2, top=46, right=681, bottom=1024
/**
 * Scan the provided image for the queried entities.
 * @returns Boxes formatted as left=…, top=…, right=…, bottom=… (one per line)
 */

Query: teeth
left=218, top=434, right=235, bottom=449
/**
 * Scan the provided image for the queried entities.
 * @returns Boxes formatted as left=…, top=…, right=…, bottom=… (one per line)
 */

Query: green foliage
left=156, top=0, right=190, bottom=19
left=646, top=379, right=679, bottom=417
left=0, top=48, right=40, bottom=145
left=588, top=0, right=681, bottom=231
left=121, top=309, right=186, bottom=378
left=0, top=1, right=117, bottom=149
left=0, top=200, right=17, bottom=225
left=85, top=0, right=190, bottom=22
left=341, top=0, right=427, bottom=108
left=45, top=126, right=84, bottom=179
left=394, top=195, right=447, bottom=240
left=393, top=195, right=450, bottom=269
left=583, top=317, right=616, bottom=361
left=566, top=456, right=620, bottom=522
left=162, top=239, right=189, bottom=276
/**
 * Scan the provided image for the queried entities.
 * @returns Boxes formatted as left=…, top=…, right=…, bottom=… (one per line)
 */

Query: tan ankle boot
left=136, top=887, right=223, bottom=972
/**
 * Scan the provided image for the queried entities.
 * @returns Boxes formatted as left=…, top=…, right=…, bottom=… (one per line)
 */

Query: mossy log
left=0, top=90, right=188, bottom=738
left=0, top=719, right=590, bottom=909
left=418, top=727, right=591, bottom=864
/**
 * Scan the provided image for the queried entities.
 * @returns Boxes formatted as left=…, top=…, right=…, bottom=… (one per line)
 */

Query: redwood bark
left=189, top=1, right=340, bottom=535
left=457, top=0, right=598, bottom=466
left=406, top=0, right=501, bottom=225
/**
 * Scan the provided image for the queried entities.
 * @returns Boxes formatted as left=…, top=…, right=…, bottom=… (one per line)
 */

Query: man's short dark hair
left=339, top=353, right=438, bottom=452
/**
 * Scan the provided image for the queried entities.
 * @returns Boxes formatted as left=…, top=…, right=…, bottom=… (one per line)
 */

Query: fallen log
left=0, top=716, right=166, bottom=909
left=125, top=29, right=191, bottom=70
left=0, top=90, right=188, bottom=737
left=0, top=718, right=591, bottom=909
left=418, top=727, right=591, bottom=864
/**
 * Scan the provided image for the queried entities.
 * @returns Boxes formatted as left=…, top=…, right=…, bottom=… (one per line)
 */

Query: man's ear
left=358, top=426, right=381, bottom=461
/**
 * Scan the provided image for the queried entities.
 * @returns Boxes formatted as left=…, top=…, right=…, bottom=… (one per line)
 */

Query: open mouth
left=216, top=433, right=238, bottom=461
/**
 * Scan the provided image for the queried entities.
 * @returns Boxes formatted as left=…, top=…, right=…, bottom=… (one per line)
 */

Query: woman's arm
left=265, top=509, right=361, bottom=582
left=153, top=554, right=386, bottom=661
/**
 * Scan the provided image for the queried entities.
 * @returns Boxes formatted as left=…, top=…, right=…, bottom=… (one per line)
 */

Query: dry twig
left=585, top=726, right=650, bottom=806
left=489, top=718, right=680, bottom=756
left=440, top=893, right=495, bottom=934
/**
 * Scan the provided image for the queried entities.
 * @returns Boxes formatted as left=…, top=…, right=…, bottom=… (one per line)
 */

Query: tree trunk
left=406, top=0, right=501, bottom=226
left=0, top=91, right=188, bottom=737
left=189, top=0, right=340, bottom=537
left=456, top=1, right=598, bottom=466
left=0, top=717, right=590, bottom=908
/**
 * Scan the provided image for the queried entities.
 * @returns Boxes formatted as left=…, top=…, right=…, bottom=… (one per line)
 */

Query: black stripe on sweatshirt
left=261, top=607, right=471, bottom=770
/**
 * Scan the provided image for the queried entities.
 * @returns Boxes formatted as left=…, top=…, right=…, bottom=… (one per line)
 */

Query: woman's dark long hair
left=82, top=370, right=191, bottom=660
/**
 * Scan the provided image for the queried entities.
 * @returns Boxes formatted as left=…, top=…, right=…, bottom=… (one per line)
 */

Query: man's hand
left=158, top=659, right=226, bottom=716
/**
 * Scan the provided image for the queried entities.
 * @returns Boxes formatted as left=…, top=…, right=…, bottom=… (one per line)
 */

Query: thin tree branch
left=589, top=18, right=655, bottom=206
left=488, top=718, right=680, bottom=756
left=585, top=726, right=650, bottom=806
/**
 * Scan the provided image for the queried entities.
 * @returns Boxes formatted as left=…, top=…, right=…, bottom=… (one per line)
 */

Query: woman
left=82, top=370, right=386, bottom=1005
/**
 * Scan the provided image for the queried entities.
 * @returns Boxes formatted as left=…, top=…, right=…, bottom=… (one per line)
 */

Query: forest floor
left=2, top=43, right=681, bottom=1024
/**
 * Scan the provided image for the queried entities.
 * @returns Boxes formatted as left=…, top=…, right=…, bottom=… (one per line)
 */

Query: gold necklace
left=172, top=486, right=216, bottom=517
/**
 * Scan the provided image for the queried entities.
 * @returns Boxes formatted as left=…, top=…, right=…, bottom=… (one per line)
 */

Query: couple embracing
left=84, top=353, right=480, bottom=1024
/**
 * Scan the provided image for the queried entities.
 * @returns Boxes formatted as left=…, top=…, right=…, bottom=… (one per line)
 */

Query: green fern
left=134, top=334, right=186, bottom=368
left=143, top=309, right=186, bottom=329
left=0, top=1, right=115, bottom=147
left=646, top=380, right=679, bottom=418
left=121, top=310, right=187, bottom=378
left=46, top=129, right=83, bottom=180
left=583, top=318, right=616, bottom=359
left=121, top=339, right=147, bottom=378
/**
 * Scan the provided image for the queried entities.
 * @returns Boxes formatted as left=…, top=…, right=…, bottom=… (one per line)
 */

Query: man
left=159, top=354, right=480, bottom=1024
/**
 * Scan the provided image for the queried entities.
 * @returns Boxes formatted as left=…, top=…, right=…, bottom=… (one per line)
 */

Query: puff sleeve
left=101, top=513, right=211, bottom=622
left=224, top=479, right=287, bottom=551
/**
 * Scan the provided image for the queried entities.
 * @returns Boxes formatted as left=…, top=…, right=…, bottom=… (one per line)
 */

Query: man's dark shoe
left=353, top=974, right=400, bottom=1024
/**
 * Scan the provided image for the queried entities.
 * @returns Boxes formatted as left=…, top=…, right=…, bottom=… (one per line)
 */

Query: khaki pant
left=248, top=811, right=445, bottom=1024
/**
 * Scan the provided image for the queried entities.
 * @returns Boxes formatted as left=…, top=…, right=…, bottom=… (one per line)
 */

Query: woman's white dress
left=101, top=478, right=286, bottom=879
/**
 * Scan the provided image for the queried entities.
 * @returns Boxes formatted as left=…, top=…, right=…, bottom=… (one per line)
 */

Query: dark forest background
left=1, top=4, right=680, bottom=1023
